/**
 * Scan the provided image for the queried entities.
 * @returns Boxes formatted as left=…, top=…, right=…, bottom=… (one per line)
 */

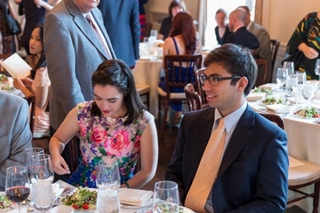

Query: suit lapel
left=64, top=0, right=113, bottom=59
left=217, top=107, right=256, bottom=176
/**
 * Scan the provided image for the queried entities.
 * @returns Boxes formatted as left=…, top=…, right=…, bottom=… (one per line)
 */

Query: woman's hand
left=21, top=77, right=33, bottom=87
left=299, top=43, right=319, bottom=59
left=51, top=153, right=70, bottom=175
left=13, top=78, right=25, bottom=90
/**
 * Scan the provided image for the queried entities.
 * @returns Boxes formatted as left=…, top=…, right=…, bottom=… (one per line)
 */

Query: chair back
left=24, top=94, right=36, bottom=134
left=270, top=39, right=280, bottom=79
left=258, top=113, right=284, bottom=129
left=184, top=83, right=202, bottom=111
left=254, top=58, right=268, bottom=87
left=163, top=54, right=203, bottom=96
left=195, top=68, right=208, bottom=106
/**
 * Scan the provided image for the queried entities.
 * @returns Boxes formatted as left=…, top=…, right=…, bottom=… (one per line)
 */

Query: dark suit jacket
left=225, top=26, right=259, bottom=50
left=215, top=25, right=232, bottom=45
left=98, top=0, right=140, bottom=67
left=165, top=106, right=288, bottom=213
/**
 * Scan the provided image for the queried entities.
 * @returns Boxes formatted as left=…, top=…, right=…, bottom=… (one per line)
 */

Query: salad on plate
left=61, top=187, right=97, bottom=210
left=292, top=106, right=320, bottom=119
left=261, top=97, right=285, bottom=105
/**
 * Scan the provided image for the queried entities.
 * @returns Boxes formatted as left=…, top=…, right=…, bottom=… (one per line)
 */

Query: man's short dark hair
left=204, top=44, right=257, bottom=95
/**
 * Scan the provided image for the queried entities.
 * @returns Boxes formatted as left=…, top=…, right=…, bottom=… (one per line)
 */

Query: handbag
left=5, top=13, right=21, bottom=34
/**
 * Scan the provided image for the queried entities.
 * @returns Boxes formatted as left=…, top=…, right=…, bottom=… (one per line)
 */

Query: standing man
left=165, top=44, right=288, bottom=213
left=225, top=9, right=259, bottom=51
left=44, top=0, right=116, bottom=180
left=98, top=0, right=140, bottom=69
left=238, top=5, right=272, bottom=82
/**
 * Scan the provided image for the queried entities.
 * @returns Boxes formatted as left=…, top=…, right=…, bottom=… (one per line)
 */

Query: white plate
left=136, top=206, right=194, bottom=213
left=51, top=205, right=75, bottom=213
left=121, top=198, right=152, bottom=209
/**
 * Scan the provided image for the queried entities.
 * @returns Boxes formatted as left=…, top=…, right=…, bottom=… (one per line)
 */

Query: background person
left=49, top=59, right=158, bottom=188
left=165, top=44, right=288, bottom=213
left=214, top=8, right=231, bottom=45
left=158, top=0, right=183, bottom=40
left=13, top=24, right=50, bottom=138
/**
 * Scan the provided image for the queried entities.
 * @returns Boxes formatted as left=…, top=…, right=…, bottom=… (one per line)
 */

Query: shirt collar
left=247, top=21, right=253, bottom=30
left=214, top=101, right=247, bottom=132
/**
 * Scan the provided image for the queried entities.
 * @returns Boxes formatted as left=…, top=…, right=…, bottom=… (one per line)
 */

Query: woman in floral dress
left=49, top=59, right=158, bottom=188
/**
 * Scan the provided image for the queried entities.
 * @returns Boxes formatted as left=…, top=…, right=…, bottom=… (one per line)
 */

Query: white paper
left=0, top=53, right=31, bottom=79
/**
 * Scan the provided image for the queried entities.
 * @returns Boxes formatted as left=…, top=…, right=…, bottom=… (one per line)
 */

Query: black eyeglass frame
left=200, top=74, right=241, bottom=86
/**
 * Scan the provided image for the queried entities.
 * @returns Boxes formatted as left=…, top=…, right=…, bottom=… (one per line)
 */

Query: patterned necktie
left=86, top=15, right=112, bottom=59
left=185, top=118, right=226, bottom=212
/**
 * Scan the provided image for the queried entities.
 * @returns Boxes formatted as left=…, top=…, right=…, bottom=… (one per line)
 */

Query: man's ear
left=237, top=76, right=248, bottom=92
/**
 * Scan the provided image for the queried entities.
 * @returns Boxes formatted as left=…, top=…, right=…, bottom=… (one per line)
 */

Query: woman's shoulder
left=76, top=101, right=94, bottom=115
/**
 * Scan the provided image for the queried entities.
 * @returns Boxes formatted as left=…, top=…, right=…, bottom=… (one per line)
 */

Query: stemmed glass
left=276, top=68, right=288, bottom=100
left=315, top=59, right=320, bottom=81
left=96, top=161, right=121, bottom=213
left=302, top=83, right=316, bottom=105
left=150, top=30, right=158, bottom=41
left=152, top=181, right=180, bottom=213
left=283, top=61, right=295, bottom=77
left=30, top=154, right=55, bottom=213
left=295, top=72, right=307, bottom=107
left=5, top=166, right=30, bottom=213
left=25, top=147, right=44, bottom=182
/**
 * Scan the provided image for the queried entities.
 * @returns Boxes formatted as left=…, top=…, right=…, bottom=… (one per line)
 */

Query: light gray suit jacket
left=44, top=0, right=116, bottom=129
left=0, top=92, right=32, bottom=190
left=248, top=22, right=272, bottom=82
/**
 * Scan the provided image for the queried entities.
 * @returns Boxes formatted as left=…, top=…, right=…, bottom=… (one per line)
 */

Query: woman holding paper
left=13, top=24, right=51, bottom=138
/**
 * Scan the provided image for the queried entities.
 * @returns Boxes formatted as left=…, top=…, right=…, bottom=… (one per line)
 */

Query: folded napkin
left=246, top=92, right=266, bottom=102
left=265, top=104, right=291, bottom=113
left=259, top=83, right=280, bottom=91
left=118, top=188, right=153, bottom=206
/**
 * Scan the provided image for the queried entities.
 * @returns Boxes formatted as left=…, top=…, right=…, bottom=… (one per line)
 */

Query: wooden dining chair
left=184, top=83, right=202, bottom=111
left=157, top=54, right=202, bottom=139
left=136, top=84, right=150, bottom=110
left=24, top=94, right=36, bottom=134
left=270, top=39, right=280, bottom=80
left=259, top=113, right=320, bottom=213
left=254, top=58, right=268, bottom=88
left=195, top=68, right=209, bottom=107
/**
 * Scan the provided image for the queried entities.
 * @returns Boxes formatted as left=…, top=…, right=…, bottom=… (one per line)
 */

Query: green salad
left=0, top=194, right=14, bottom=209
left=262, top=97, right=284, bottom=105
left=253, top=87, right=272, bottom=95
left=0, top=75, right=8, bottom=84
left=294, top=106, right=320, bottom=118
left=62, top=187, right=97, bottom=210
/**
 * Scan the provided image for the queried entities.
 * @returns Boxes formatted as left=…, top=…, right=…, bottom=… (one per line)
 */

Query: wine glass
left=302, top=83, right=316, bottom=105
left=5, top=166, right=30, bottom=213
left=150, top=30, right=158, bottom=41
left=153, top=181, right=180, bottom=213
left=96, top=161, right=120, bottom=190
left=294, top=72, right=307, bottom=107
left=315, top=59, right=320, bottom=81
left=283, top=61, right=295, bottom=77
left=25, top=147, right=44, bottom=181
left=276, top=68, right=288, bottom=100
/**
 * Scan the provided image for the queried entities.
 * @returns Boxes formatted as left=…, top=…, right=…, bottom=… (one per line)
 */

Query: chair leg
left=313, top=182, right=320, bottom=213
left=160, top=102, right=169, bottom=140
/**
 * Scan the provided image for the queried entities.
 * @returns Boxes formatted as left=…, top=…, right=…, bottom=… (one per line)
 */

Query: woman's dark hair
left=170, top=12, right=196, bottom=54
left=91, top=59, right=146, bottom=125
left=168, top=0, right=183, bottom=18
left=30, top=24, right=46, bottom=79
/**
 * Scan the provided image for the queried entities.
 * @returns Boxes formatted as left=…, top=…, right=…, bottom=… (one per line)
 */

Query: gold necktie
left=86, top=15, right=112, bottom=59
left=185, top=118, right=226, bottom=212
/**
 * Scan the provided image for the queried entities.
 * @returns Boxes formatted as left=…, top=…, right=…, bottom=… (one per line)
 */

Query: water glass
left=96, top=189, right=120, bottom=213
left=150, top=30, right=158, bottom=40
left=96, top=161, right=120, bottom=190
left=25, top=147, right=44, bottom=179
left=32, top=179, right=55, bottom=213
left=283, top=61, right=295, bottom=77
left=5, top=166, right=30, bottom=213
left=153, top=181, right=180, bottom=213
left=302, top=83, right=316, bottom=104
left=29, top=153, right=54, bottom=183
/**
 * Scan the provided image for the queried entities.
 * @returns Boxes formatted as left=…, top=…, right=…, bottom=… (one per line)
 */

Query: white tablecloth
left=132, top=59, right=162, bottom=118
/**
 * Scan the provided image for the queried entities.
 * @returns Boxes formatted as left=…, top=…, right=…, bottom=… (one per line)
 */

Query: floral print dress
left=67, top=101, right=154, bottom=188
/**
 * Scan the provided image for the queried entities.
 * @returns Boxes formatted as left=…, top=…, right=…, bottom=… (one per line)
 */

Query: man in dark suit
left=225, top=8, right=259, bottom=51
left=98, top=0, right=140, bottom=68
left=165, top=44, right=288, bottom=213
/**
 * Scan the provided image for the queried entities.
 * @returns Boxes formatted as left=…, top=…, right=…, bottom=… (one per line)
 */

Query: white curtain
left=254, top=0, right=263, bottom=25
left=197, top=0, right=207, bottom=46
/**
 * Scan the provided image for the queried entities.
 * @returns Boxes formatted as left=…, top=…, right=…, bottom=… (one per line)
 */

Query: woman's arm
left=121, top=119, right=158, bottom=189
left=49, top=107, right=80, bottom=175
left=34, top=0, right=60, bottom=11
left=13, top=79, right=33, bottom=97
left=8, top=0, right=18, bottom=19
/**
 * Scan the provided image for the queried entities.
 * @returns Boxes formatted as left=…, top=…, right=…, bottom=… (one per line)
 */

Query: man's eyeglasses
left=199, top=74, right=241, bottom=86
